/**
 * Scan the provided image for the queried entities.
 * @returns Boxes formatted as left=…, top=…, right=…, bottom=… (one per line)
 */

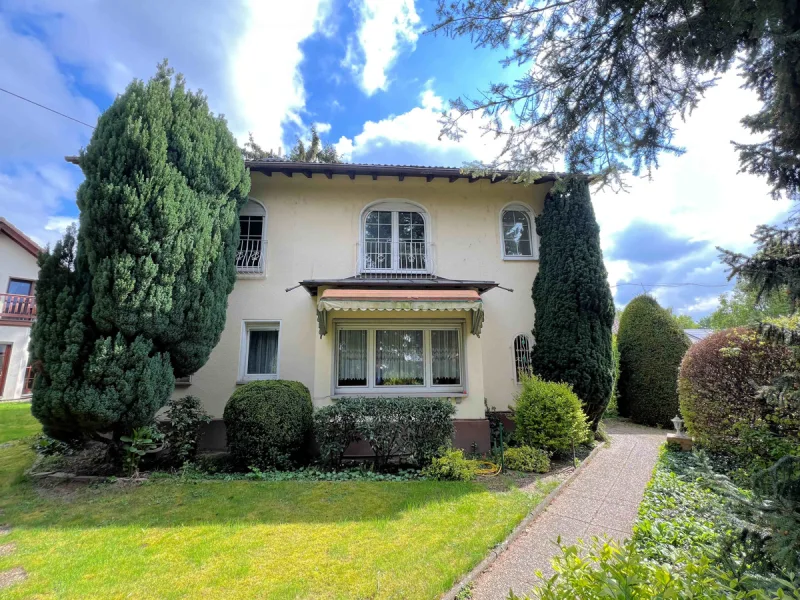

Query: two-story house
left=0, top=218, right=40, bottom=401
left=176, top=160, right=555, bottom=452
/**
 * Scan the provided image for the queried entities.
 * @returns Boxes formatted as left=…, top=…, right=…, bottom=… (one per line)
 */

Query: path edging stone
left=441, top=441, right=606, bottom=600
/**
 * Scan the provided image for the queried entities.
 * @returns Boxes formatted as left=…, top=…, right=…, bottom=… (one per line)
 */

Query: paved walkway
left=471, top=420, right=664, bottom=599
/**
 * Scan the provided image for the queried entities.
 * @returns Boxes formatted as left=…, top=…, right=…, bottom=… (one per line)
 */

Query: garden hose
left=475, top=460, right=502, bottom=476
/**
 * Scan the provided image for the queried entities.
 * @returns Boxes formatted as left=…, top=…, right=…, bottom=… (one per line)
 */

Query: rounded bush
left=504, top=445, right=551, bottom=473
left=513, top=375, right=590, bottom=453
left=421, top=448, right=478, bottom=481
left=678, top=328, right=791, bottom=451
left=617, top=295, right=691, bottom=427
left=223, top=380, right=313, bottom=469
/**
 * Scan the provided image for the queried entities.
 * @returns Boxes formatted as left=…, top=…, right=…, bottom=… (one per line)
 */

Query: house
left=174, top=160, right=557, bottom=452
left=684, top=328, right=714, bottom=344
left=0, top=218, right=40, bottom=401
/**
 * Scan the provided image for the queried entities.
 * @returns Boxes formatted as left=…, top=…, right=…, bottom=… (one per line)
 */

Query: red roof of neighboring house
left=0, top=218, right=41, bottom=257
left=320, top=288, right=481, bottom=302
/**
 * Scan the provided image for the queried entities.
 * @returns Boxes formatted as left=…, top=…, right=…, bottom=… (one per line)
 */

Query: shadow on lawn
left=0, top=445, right=485, bottom=530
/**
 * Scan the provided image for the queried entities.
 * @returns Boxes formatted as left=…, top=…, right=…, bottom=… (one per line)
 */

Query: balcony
left=357, top=241, right=435, bottom=280
left=236, top=238, right=266, bottom=275
left=0, top=294, right=36, bottom=325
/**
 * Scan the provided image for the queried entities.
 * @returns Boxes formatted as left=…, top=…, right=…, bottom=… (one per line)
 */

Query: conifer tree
left=30, top=61, right=250, bottom=441
left=531, top=177, right=615, bottom=427
left=617, top=295, right=691, bottom=426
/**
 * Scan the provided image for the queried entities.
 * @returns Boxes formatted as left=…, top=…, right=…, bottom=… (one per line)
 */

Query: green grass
left=0, top=442, right=557, bottom=599
left=0, top=402, right=40, bottom=444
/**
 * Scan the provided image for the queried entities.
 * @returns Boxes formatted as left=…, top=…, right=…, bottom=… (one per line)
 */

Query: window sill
left=236, top=271, right=267, bottom=280
left=331, top=392, right=467, bottom=400
left=502, top=256, right=538, bottom=262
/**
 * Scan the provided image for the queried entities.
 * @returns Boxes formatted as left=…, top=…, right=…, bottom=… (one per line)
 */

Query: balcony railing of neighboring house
left=236, top=238, right=266, bottom=275
left=356, top=241, right=436, bottom=279
left=0, top=294, right=36, bottom=324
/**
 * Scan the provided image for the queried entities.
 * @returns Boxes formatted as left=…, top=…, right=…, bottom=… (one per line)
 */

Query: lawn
left=0, top=440, right=556, bottom=599
left=0, top=402, right=40, bottom=443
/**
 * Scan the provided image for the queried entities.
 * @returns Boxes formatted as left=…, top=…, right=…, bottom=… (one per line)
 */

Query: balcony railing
left=236, top=238, right=265, bottom=275
left=0, top=294, right=36, bottom=323
left=356, top=241, right=435, bottom=279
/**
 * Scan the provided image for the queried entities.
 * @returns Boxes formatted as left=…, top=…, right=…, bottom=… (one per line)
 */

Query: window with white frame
left=513, top=333, right=534, bottom=382
left=361, top=202, right=429, bottom=273
left=501, top=205, right=537, bottom=259
left=335, top=322, right=463, bottom=394
left=236, top=200, right=266, bottom=274
left=239, top=321, right=280, bottom=381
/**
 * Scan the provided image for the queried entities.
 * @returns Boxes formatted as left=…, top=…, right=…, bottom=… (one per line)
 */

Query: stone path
left=470, top=420, right=664, bottom=600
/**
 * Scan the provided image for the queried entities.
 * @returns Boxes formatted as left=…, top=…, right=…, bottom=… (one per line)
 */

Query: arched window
left=513, top=334, right=534, bottom=382
left=361, top=201, right=429, bottom=274
left=501, top=204, right=537, bottom=259
left=237, top=200, right=266, bottom=274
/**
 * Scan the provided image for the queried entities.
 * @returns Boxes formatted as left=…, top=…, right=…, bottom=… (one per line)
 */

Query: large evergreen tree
left=531, top=177, right=615, bottom=427
left=432, top=0, right=800, bottom=197
left=617, top=295, right=691, bottom=426
left=30, top=62, right=250, bottom=441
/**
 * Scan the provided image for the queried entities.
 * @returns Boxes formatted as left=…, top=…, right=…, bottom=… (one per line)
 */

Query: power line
left=0, top=86, right=95, bottom=129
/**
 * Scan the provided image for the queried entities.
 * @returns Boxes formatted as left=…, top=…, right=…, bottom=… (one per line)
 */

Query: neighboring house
left=684, top=328, right=714, bottom=344
left=0, top=218, right=40, bottom=401
left=175, top=160, right=556, bottom=452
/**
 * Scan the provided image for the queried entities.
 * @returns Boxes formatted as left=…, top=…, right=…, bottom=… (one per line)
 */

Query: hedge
left=223, top=380, right=313, bottom=469
left=617, top=295, right=691, bottom=427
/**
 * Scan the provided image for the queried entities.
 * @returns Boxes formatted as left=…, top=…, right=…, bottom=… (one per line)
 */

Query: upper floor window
left=361, top=201, right=429, bottom=274
left=501, top=205, right=537, bottom=260
left=237, top=200, right=266, bottom=275
left=513, top=333, right=534, bottom=382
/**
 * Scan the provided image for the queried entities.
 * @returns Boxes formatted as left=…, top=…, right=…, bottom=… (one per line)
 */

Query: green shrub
left=504, top=445, right=550, bottom=473
left=513, top=375, right=590, bottom=453
left=314, top=397, right=454, bottom=470
left=679, top=328, right=792, bottom=452
left=162, top=395, right=211, bottom=466
left=604, top=335, right=621, bottom=418
left=617, top=295, right=691, bottom=427
left=223, top=380, right=313, bottom=470
left=422, top=448, right=478, bottom=481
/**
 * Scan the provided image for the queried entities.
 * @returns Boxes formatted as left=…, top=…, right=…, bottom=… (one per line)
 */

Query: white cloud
left=314, top=122, right=332, bottom=134
left=336, top=82, right=504, bottom=164
left=345, top=0, right=421, bottom=95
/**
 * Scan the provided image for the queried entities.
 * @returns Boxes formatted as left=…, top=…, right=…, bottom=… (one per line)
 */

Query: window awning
left=316, top=289, right=484, bottom=337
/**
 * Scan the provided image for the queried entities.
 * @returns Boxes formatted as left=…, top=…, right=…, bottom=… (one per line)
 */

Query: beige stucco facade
left=176, top=172, right=551, bottom=444
left=0, top=231, right=39, bottom=400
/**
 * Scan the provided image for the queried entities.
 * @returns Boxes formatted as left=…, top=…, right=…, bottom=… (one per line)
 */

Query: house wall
left=0, top=233, right=39, bottom=399
left=177, top=173, right=550, bottom=431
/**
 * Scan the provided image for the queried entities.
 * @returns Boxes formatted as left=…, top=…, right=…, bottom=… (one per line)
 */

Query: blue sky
left=0, top=0, right=791, bottom=318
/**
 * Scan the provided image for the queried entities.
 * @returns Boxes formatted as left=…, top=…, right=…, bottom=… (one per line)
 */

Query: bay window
left=335, top=322, right=464, bottom=394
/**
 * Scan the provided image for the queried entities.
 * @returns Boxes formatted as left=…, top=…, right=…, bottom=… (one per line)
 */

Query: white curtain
left=376, top=330, right=423, bottom=386
left=431, top=330, right=460, bottom=385
left=338, top=330, right=367, bottom=386
left=247, top=330, right=278, bottom=375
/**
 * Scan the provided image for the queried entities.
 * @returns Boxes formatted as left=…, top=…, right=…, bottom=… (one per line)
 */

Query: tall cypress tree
left=530, top=177, right=615, bottom=427
left=30, top=62, right=250, bottom=440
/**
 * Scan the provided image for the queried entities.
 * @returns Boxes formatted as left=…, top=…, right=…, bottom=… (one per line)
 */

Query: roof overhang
left=299, top=277, right=498, bottom=297
left=0, top=218, right=41, bottom=257
left=315, top=288, right=485, bottom=337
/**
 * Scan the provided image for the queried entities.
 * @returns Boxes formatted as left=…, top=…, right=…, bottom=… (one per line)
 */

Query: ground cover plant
left=0, top=433, right=557, bottom=599
left=0, top=403, right=40, bottom=444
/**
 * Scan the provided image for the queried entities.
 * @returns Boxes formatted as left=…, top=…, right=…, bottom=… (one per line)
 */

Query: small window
left=513, top=334, right=534, bottom=382
left=7, top=279, right=33, bottom=296
left=501, top=206, right=537, bottom=259
left=239, top=321, right=280, bottom=382
left=236, top=201, right=266, bottom=274
left=23, top=362, right=35, bottom=395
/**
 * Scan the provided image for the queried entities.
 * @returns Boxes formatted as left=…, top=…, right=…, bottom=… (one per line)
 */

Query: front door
left=0, top=344, right=11, bottom=398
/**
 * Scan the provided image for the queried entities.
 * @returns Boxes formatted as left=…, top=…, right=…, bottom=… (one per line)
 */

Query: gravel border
left=440, top=442, right=605, bottom=600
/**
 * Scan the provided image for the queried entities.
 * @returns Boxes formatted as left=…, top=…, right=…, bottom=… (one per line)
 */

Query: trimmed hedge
left=617, top=295, right=691, bottom=427
left=313, top=397, right=455, bottom=470
left=678, top=328, right=791, bottom=452
left=223, top=380, right=313, bottom=469
left=513, top=375, right=590, bottom=453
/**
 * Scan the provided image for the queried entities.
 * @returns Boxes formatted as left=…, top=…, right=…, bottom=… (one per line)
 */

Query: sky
left=0, top=0, right=792, bottom=319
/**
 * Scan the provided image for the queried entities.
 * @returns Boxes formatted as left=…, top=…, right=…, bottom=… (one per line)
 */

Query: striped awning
left=316, top=289, right=484, bottom=337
